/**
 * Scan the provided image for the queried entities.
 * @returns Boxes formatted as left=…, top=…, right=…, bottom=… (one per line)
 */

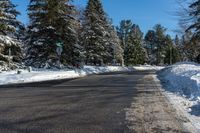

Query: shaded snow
left=159, top=62, right=200, bottom=100
left=158, top=62, right=200, bottom=132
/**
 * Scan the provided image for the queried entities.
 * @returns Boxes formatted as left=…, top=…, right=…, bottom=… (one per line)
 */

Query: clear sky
left=12, top=0, right=179, bottom=37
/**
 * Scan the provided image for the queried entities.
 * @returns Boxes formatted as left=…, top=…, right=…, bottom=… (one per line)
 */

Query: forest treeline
left=0, top=0, right=199, bottom=69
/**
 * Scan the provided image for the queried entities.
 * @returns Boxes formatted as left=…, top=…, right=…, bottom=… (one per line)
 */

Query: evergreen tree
left=26, top=0, right=80, bottom=68
left=124, top=24, right=146, bottom=65
left=174, top=35, right=180, bottom=46
left=174, top=35, right=184, bottom=61
left=187, top=0, right=200, bottom=39
left=144, top=24, right=170, bottom=65
left=116, top=20, right=132, bottom=50
left=185, top=0, right=200, bottom=62
left=153, top=24, right=167, bottom=65
left=164, top=35, right=181, bottom=64
left=108, top=23, right=124, bottom=65
left=181, top=30, right=200, bottom=62
left=144, top=30, right=157, bottom=64
left=117, top=20, right=146, bottom=65
left=0, top=0, right=22, bottom=69
left=82, top=0, right=113, bottom=65
left=0, top=0, right=21, bottom=34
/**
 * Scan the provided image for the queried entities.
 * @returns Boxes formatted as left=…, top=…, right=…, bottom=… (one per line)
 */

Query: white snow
left=133, top=65, right=164, bottom=71
left=158, top=62, right=200, bottom=132
left=0, top=65, right=165, bottom=85
left=164, top=91, right=200, bottom=132
left=0, top=66, right=130, bottom=85
left=159, top=62, right=200, bottom=100
left=0, top=35, right=18, bottom=47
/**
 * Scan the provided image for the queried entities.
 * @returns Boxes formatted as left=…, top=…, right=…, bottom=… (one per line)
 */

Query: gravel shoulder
left=126, top=73, right=192, bottom=133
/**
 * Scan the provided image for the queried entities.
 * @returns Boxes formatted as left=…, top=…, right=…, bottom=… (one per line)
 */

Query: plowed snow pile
left=158, top=62, right=200, bottom=132
left=159, top=62, right=200, bottom=101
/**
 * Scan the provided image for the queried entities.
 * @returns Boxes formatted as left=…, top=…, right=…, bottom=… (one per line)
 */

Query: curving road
left=0, top=71, right=188, bottom=133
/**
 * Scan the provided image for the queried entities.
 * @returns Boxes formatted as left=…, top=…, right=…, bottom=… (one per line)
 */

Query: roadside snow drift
left=0, top=66, right=130, bottom=85
left=158, top=62, right=200, bottom=132
left=159, top=62, right=200, bottom=101
left=133, top=65, right=164, bottom=71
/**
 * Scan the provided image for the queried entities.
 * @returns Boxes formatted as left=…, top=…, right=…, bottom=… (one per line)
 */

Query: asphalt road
left=0, top=71, right=187, bottom=133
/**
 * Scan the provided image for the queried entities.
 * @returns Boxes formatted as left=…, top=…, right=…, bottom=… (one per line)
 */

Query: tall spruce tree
left=187, top=0, right=200, bottom=39
left=116, top=20, right=132, bottom=50
left=26, top=0, right=80, bottom=68
left=153, top=24, right=167, bottom=65
left=164, top=35, right=181, bottom=64
left=144, top=24, right=170, bottom=65
left=186, top=0, right=200, bottom=62
left=117, top=20, right=146, bottom=65
left=125, top=24, right=146, bottom=65
left=0, top=0, right=21, bottom=35
left=144, top=30, right=157, bottom=64
left=82, top=0, right=119, bottom=65
left=0, top=0, right=22, bottom=69
left=174, top=35, right=184, bottom=61
left=174, top=35, right=180, bottom=46
left=108, top=24, right=124, bottom=65
left=180, top=31, right=198, bottom=61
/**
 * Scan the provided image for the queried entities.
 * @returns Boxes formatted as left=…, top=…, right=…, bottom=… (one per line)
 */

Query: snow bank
left=164, top=92, right=200, bottom=132
left=153, top=75, right=200, bottom=132
left=158, top=62, right=200, bottom=131
left=0, top=65, right=164, bottom=86
left=133, top=65, right=164, bottom=71
left=158, top=62, right=200, bottom=101
left=0, top=66, right=130, bottom=85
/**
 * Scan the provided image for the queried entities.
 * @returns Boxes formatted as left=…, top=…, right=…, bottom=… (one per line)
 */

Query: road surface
left=0, top=71, right=188, bottom=133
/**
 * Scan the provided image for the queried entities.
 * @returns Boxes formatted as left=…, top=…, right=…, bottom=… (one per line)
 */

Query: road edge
left=152, top=74, right=199, bottom=133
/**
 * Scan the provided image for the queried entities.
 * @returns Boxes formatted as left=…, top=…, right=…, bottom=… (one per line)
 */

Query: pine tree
left=164, top=35, right=181, bottom=64
left=0, top=0, right=22, bottom=69
left=117, top=20, right=132, bottom=65
left=185, top=0, right=200, bottom=62
left=153, top=24, right=167, bottom=65
left=144, top=24, right=170, bottom=65
left=117, top=20, right=146, bottom=65
left=174, top=35, right=180, bottom=46
left=116, top=20, right=132, bottom=50
left=0, top=0, right=21, bottom=34
left=125, top=24, right=146, bottom=65
left=174, top=35, right=184, bottom=61
left=108, top=24, right=124, bottom=65
left=187, top=0, right=200, bottom=39
left=26, top=0, right=80, bottom=68
left=82, top=0, right=114, bottom=65
left=180, top=30, right=200, bottom=62
left=144, top=30, right=157, bottom=64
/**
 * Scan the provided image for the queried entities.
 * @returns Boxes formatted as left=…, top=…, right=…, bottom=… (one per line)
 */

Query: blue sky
left=12, top=0, right=179, bottom=36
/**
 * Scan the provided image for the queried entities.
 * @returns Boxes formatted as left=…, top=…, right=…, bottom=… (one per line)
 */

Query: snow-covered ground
left=0, top=66, right=130, bottom=85
left=0, top=65, right=164, bottom=86
left=158, top=62, right=200, bottom=132
left=133, top=65, right=164, bottom=71
left=159, top=62, right=200, bottom=100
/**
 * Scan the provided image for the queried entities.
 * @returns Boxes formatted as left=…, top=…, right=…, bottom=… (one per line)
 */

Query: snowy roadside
left=133, top=65, right=164, bottom=71
left=0, top=65, right=164, bottom=86
left=157, top=62, right=200, bottom=132
left=0, top=66, right=130, bottom=85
